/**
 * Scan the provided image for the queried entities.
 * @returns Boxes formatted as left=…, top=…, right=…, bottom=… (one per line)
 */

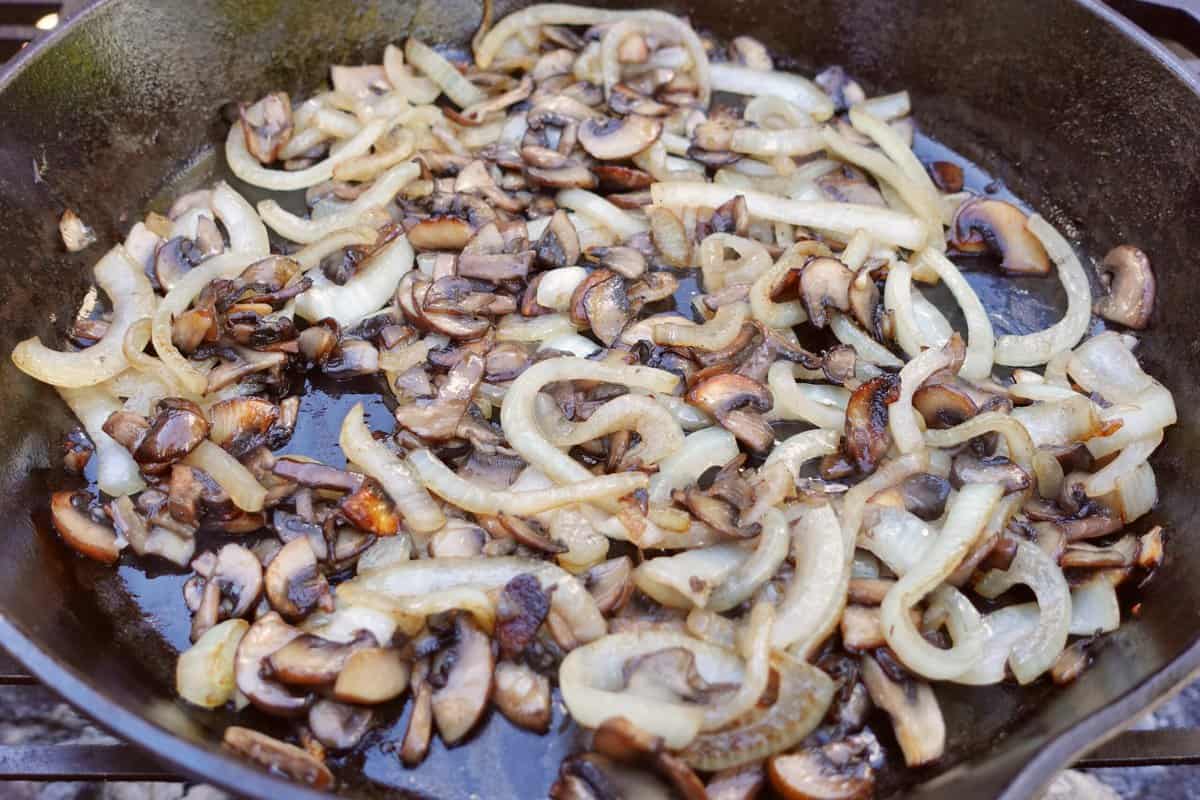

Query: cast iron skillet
left=1, top=0, right=1199, bottom=797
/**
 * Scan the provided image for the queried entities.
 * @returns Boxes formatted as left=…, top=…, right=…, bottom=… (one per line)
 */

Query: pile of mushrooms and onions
left=19, top=4, right=1172, bottom=796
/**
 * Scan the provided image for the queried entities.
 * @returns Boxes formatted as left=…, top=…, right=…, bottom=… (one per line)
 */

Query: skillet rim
left=0, top=1, right=1198, bottom=798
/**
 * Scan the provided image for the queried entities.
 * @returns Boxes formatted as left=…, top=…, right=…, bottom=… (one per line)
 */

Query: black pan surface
left=1, top=1, right=1199, bottom=798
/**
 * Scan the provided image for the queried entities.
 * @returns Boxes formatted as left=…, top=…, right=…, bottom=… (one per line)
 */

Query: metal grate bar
left=1075, top=729, right=1200, bottom=768
left=0, top=745, right=176, bottom=781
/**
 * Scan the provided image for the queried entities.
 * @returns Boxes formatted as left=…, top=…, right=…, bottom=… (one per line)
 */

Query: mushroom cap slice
left=951, top=198, right=1051, bottom=275
left=223, top=726, right=332, bottom=789
left=431, top=614, right=495, bottom=745
left=1094, top=244, right=1155, bottom=329
left=264, top=536, right=332, bottom=620
left=266, top=630, right=377, bottom=686
left=212, top=543, right=264, bottom=619
left=493, top=660, right=552, bottom=733
left=843, top=374, right=900, bottom=474
left=234, top=611, right=310, bottom=716
left=308, top=698, right=374, bottom=750
left=799, top=257, right=853, bottom=328
left=768, top=746, right=875, bottom=800
left=50, top=491, right=121, bottom=564
left=334, top=647, right=411, bottom=705
left=579, top=115, right=664, bottom=161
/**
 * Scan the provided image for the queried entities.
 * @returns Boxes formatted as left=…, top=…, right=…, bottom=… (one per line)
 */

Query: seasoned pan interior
left=0, top=1, right=1198, bottom=797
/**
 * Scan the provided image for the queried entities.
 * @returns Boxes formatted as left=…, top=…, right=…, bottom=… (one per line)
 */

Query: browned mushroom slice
left=496, top=573, right=551, bottom=659
left=847, top=265, right=879, bottom=330
left=706, top=763, right=766, bottom=800
left=239, top=92, right=293, bottom=164
left=928, top=161, right=964, bottom=193
left=172, top=308, right=215, bottom=353
left=62, top=428, right=93, bottom=474
left=457, top=250, right=534, bottom=282
left=584, top=556, right=635, bottom=614
left=527, top=164, right=598, bottom=190
left=272, top=458, right=362, bottom=491
left=298, top=322, right=338, bottom=365
left=408, top=216, right=475, bottom=251
left=401, top=662, right=434, bottom=766
left=322, top=339, right=380, bottom=379
left=586, top=246, right=647, bottom=280
left=1094, top=245, right=1155, bottom=329
left=493, top=660, right=552, bottom=733
left=211, top=543, right=264, bottom=619
left=155, top=236, right=206, bottom=291
left=844, top=374, right=900, bottom=474
left=431, top=615, right=495, bottom=745
left=768, top=742, right=875, bottom=800
left=551, top=752, right=676, bottom=800
left=235, top=612, right=310, bottom=716
left=676, top=486, right=759, bottom=539
left=339, top=477, right=400, bottom=536
left=579, top=115, right=663, bottom=160
left=134, top=398, right=210, bottom=468
left=821, top=344, right=858, bottom=386
left=522, top=144, right=570, bottom=169
left=209, top=397, right=279, bottom=456
left=569, top=268, right=631, bottom=346
left=609, top=83, right=673, bottom=117
left=912, top=382, right=978, bottom=429
left=334, top=647, right=411, bottom=705
left=859, top=654, right=944, bottom=767
left=951, top=198, right=1051, bottom=275
left=898, top=473, right=951, bottom=520
left=536, top=210, right=582, bottom=268
left=394, top=351, right=484, bottom=439
left=51, top=491, right=121, bottom=564
left=949, top=452, right=1031, bottom=494
left=687, top=372, right=775, bottom=453
left=267, top=631, right=377, bottom=686
left=264, top=537, right=332, bottom=621
left=847, top=578, right=896, bottom=606
left=799, top=257, right=854, bottom=328
left=498, top=513, right=566, bottom=554
left=308, top=698, right=373, bottom=751
left=223, top=726, right=332, bottom=789
left=593, top=165, right=654, bottom=193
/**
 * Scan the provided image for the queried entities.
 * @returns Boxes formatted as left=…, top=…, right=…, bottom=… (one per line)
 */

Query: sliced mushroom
left=272, top=458, right=362, bottom=491
left=951, top=198, right=1051, bottom=275
left=457, top=250, right=535, bottom=282
left=579, top=115, right=663, bottom=160
left=264, top=537, right=332, bottom=621
left=322, top=339, right=380, bottom=378
left=949, top=452, right=1031, bottom=494
left=408, top=216, right=475, bottom=251
left=584, top=556, right=635, bottom=614
left=266, top=630, right=377, bottom=686
left=235, top=611, right=309, bottom=716
left=859, top=654, right=944, bottom=767
left=839, top=606, right=887, bottom=651
left=912, top=383, right=978, bottom=429
left=401, top=661, right=434, bottom=766
left=339, top=478, right=400, bottom=536
left=223, top=726, right=332, bottom=789
left=844, top=374, right=900, bottom=474
left=847, top=266, right=879, bottom=330
left=308, top=699, right=373, bottom=751
left=799, top=257, right=854, bottom=328
left=898, top=473, right=951, bottom=521
left=594, top=165, right=654, bottom=193
left=676, top=486, right=758, bottom=539
left=493, top=660, right=552, bottom=733
left=1094, top=245, right=1155, bottom=329
left=62, top=428, right=93, bottom=474
left=687, top=373, right=775, bottom=453
left=334, top=647, right=411, bottom=704
left=155, top=236, right=206, bottom=292
left=394, top=351, right=484, bottom=439
left=497, top=513, right=566, bottom=555
left=527, top=163, right=599, bottom=190
left=536, top=209, right=582, bottom=268
left=429, top=519, right=487, bottom=558
left=928, top=161, right=964, bottom=193
left=211, top=543, right=264, bottom=619
left=209, top=397, right=279, bottom=457
left=1050, top=639, right=1093, bottom=685
left=769, top=743, right=875, bottom=800
left=586, top=246, right=647, bottom=280
left=239, top=92, right=293, bottom=164
left=51, top=491, right=121, bottom=564
left=431, top=614, right=495, bottom=745
left=569, top=268, right=631, bottom=346
left=496, top=573, right=551, bottom=659
left=134, top=398, right=210, bottom=468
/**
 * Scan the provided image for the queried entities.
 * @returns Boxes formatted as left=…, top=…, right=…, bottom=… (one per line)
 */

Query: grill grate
left=1, top=0, right=1199, bottom=788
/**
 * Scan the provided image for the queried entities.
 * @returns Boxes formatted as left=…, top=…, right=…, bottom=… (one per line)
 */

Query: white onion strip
left=773, top=502, right=849, bottom=657
left=57, top=386, right=145, bottom=497
left=707, top=509, right=790, bottom=612
left=647, top=427, right=739, bottom=505
left=225, top=116, right=389, bottom=191
left=338, top=402, right=444, bottom=533
left=709, top=63, right=833, bottom=121
left=258, top=161, right=419, bottom=244
left=407, top=448, right=648, bottom=515
left=182, top=440, right=267, bottom=512
left=924, top=412, right=1036, bottom=474
left=405, top=38, right=486, bottom=108
left=544, top=394, right=684, bottom=467
left=768, top=362, right=848, bottom=430
left=880, top=482, right=1002, bottom=679
left=211, top=182, right=269, bottom=256
left=294, top=227, right=378, bottom=272
left=652, top=301, right=749, bottom=350
left=556, top=189, right=648, bottom=240
left=993, top=215, right=1092, bottom=366
left=701, top=603, right=773, bottom=731
left=912, top=248, right=995, bottom=379
left=295, top=233, right=415, bottom=326
left=13, top=246, right=155, bottom=388
left=830, top=313, right=904, bottom=368
left=651, top=182, right=927, bottom=250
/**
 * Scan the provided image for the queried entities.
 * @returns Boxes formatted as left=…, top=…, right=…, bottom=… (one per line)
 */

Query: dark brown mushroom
left=493, top=660, right=552, bottom=733
left=536, top=210, right=582, bottom=268
left=308, top=698, right=373, bottom=751
left=1094, top=245, right=1155, bottom=329
left=768, top=742, right=875, bottom=800
left=50, top=491, right=121, bottom=564
left=898, top=473, right=951, bottom=520
left=951, top=198, right=1051, bottom=275
left=235, top=612, right=310, bottom=716
left=62, top=428, right=93, bottom=474
left=102, top=410, right=150, bottom=451
left=675, top=486, right=759, bottom=539
left=334, top=647, right=411, bottom=705
left=706, top=764, right=766, bottom=800
left=497, top=513, right=566, bottom=555
left=264, top=537, right=332, bottom=621
left=223, top=726, right=332, bottom=789
left=172, top=308, right=215, bottom=353
left=927, top=161, right=964, bottom=193
left=496, top=573, right=551, bottom=659
left=912, top=383, right=978, bottom=429
left=431, top=614, right=495, bottom=745
left=267, top=631, right=377, bottom=686
left=569, top=268, right=631, bottom=346
left=239, top=92, right=293, bottom=164
left=799, top=257, right=854, bottom=328
left=134, top=398, right=210, bottom=468
left=687, top=373, right=775, bottom=453
left=844, top=374, right=900, bottom=474
left=593, top=165, right=654, bottom=193
left=209, top=397, right=279, bottom=457
left=272, top=458, right=362, bottom=491
left=579, top=115, right=663, bottom=160
left=949, top=452, right=1031, bottom=494
left=584, top=556, right=635, bottom=614
left=821, top=344, right=859, bottom=386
